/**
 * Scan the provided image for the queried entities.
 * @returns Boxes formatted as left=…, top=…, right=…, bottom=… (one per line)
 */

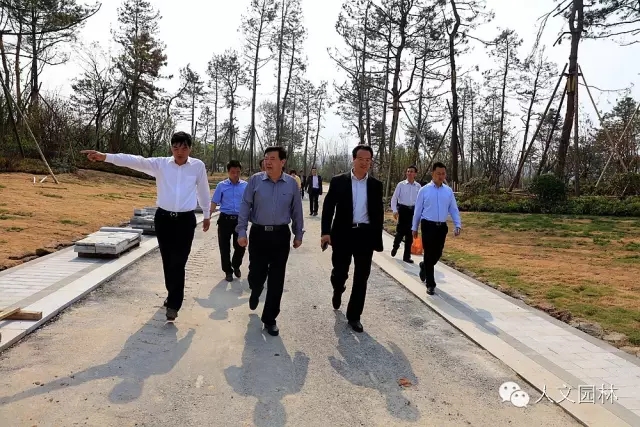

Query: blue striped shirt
left=412, top=181, right=462, bottom=231
left=211, top=178, right=247, bottom=215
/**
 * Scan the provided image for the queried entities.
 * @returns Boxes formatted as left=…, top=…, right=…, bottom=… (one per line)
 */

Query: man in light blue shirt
left=411, top=162, right=462, bottom=295
left=211, top=160, right=248, bottom=282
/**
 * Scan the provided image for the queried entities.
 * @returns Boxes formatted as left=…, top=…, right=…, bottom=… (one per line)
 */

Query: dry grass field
left=0, top=170, right=223, bottom=270
left=385, top=211, right=640, bottom=346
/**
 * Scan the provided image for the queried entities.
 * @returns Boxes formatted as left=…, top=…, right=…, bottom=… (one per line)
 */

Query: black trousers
left=154, top=209, right=197, bottom=311
left=420, top=220, right=448, bottom=287
left=393, top=204, right=414, bottom=259
left=248, top=225, right=291, bottom=325
left=217, top=214, right=245, bottom=274
left=309, top=189, right=320, bottom=214
left=330, top=226, right=374, bottom=322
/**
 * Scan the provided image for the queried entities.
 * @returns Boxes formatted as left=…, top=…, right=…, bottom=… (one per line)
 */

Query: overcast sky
left=41, top=0, right=640, bottom=151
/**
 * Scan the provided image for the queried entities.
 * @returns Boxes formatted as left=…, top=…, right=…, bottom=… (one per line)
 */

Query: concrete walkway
left=0, top=199, right=638, bottom=426
left=375, top=232, right=640, bottom=426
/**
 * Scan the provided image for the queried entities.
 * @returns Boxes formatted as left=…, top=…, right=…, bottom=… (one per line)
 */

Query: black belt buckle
left=264, top=225, right=274, bottom=231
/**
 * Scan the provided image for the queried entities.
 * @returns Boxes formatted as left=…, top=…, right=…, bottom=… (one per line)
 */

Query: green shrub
left=460, top=177, right=493, bottom=199
left=603, top=172, right=640, bottom=197
left=459, top=194, right=640, bottom=217
left=529, top=174, right=567, bottom=206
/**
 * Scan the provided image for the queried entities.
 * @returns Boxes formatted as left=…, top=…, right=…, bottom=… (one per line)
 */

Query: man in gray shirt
left=236, top=146, right=304, bottom=336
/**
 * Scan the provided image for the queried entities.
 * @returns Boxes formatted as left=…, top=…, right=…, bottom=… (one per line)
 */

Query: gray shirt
left=236, top=172, right=304, bottom=241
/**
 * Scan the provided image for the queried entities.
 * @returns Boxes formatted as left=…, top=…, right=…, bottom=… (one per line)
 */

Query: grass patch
left=138, top=192, right=156, bottom=199
left=624, top=242, right=640, bottom=251
left=535, top=240, right=573, bottom=249
left=99, top=193, right=125, bottom=200
left=0, top=214, right=13, bottom=220
left=0, top=184, right=5, bottom=189
left=11, top=211, right=33, bottom=217
left=614, top=254, right=640, bottom=265
left=40, top=192, right=63, bottom=199
left=59, top=219, right=87, bottom=226
left=6, top=226, right=24, bottom=232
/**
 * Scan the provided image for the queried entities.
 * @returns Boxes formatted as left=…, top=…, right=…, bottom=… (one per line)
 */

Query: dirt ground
left=0, top=170, right=222, bottom=271
left=384, top=211, right=640, bottom=347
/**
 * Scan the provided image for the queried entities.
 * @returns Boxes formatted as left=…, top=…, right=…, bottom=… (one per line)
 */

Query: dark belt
left=220, top=213, right=239, bottom=220
left=156, top=207, right=195, bottom=218
left=252, top=224, right=288, bottom=232
left=352, top=222, right=370, bottom=228
left=422, top=219, right=446, bottom=226
left=398, top=204, right=415, bottom=209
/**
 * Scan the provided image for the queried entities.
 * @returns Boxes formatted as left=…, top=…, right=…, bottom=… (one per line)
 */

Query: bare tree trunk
left=448, top=0, right=461, bottom=184
left=0, top=35, right=24, bottom=157
left=494, top=41, right=509, bottom=186
left=274, top=0, right=286, bottom=145
left=556, top=0, right=583, bottom=178
left=280, top=36, right=297, bottom=146
left=312, top=95, right=323, bottom=167
left=514, top=62, right=541, bottom=188
left=378, top=43, right=391, bottom=168
left=470, top=85, right=474, bottom=179
left=29, top=8, right=39, bottom=110
left=249, top=3, right=268, bottom=172
left=303, top=90, right=311, bottom=174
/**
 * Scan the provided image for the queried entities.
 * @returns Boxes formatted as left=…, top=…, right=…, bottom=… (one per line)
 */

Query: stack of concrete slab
left=130, top=206, right=157, bottom=234
left=74, top=229, right=142, bottom=258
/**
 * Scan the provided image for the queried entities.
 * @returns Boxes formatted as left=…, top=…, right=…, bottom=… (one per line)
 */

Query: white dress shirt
left=351, top=169, right=369, bottom=224
left=105, top=154, right=211, bottom=219
left=390, top=179, right=421, bottom=213
left=312, top=175, right=319, bottom=188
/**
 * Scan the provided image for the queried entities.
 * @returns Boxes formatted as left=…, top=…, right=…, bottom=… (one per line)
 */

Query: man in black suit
left=306, top=167, right=323, bottom=215
left=320, top=145, right=384, bottom=333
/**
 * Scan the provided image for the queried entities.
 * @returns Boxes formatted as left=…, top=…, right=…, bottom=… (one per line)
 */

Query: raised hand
left=80, top=150, right=107, bottom=162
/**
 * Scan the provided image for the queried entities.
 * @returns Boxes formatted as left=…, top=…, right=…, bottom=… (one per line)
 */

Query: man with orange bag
left=412, top=162, right=462, bottom=295
left=390, top=165, right=421, bottom=263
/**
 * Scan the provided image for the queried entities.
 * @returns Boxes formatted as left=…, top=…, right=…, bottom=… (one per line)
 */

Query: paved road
left=0, top=216, right=579, bottom=426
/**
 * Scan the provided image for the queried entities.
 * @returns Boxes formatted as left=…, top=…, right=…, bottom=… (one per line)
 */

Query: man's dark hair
left=407, top=165, right=418, bottom=173
left=227, top=160, right=242, bottom=171
left=432, top=162, right=446, bottom=171
left=264, top=145, right=287, bottom=160
left=171, top=131, right=192, bottom=147
left=289, top=169, right=297, bottom=175
left=352, top=144, right=373, bottom=159
left=311, top=166, right=317, bottom=170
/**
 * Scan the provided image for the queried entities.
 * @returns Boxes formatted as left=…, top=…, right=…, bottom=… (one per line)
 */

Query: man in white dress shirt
left=390, top=165, right=421, bottom=263
left=81, top=131, right=211, bottom=321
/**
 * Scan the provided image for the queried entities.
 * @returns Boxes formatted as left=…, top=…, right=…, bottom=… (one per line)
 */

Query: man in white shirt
left=390, top=165, right=421, bottom=263
left=305, top=167, right=323, bottom=216
left=81, top=131, right=211, bottom=321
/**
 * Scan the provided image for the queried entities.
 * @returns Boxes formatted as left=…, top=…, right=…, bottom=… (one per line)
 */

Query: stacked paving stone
left=129, top=206, right=157, bottom=234
left=74, top=228, right=142, bottom=257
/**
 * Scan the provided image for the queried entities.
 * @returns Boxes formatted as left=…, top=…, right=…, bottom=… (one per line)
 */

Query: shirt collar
left=261, top=171, right=286, bottom=182
left=351, top=169, right=368, bottom=181
left=169, top=156, right=192, bottom=165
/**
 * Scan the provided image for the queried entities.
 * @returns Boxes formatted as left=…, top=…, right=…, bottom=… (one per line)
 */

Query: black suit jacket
left=305, top=175, right=323, bottom=194
left=321, top=172, right=384, bottom=252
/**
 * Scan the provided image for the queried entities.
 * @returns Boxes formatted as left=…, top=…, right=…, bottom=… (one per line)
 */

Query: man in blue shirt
left=211, top=160, right=248, bottom=282
left=236, top=146, right=304, bottom=336
left=411, top=162, right=462, bottom=295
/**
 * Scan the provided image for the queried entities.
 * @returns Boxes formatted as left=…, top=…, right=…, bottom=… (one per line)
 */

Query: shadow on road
left=0, top=309, right=194, bottom=406
left=195, top=278, right=249, bottom=320
left=224, top=314, right=309, bottom=427
left=329, top=311, right=420, bottom=422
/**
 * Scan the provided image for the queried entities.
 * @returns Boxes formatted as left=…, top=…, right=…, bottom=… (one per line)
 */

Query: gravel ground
left=0, top=215, right=580, bottom=427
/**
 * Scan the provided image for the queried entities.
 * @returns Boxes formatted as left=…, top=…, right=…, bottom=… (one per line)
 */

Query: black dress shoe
left=332, top=287, right=346, bottom=310
left=233, top=267, right=241, bottom=278
left=249, top=288, right=261, bottom=310
left=419, top=261, right=426, bottom=282
left=225, top=272, right=234, bottom=282
left=348, top=320, right=363, bottom=333
left=265, top=323, right=279, bottom=336
left=166, top=308, right=178, bottom=321
left=163, top=298, right=168, bottom=308
left=427, top=286, right=435, bottom=295
left=403, top=258, right=414, bottom=264
left=391, top=247, right=398, bottom=257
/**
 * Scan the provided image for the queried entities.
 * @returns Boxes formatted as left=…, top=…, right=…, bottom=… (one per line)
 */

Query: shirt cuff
left=104, top=153, right=114, bottom=163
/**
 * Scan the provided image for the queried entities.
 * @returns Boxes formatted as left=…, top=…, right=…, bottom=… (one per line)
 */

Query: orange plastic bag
left=411, top=236, right=423, bottom=255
